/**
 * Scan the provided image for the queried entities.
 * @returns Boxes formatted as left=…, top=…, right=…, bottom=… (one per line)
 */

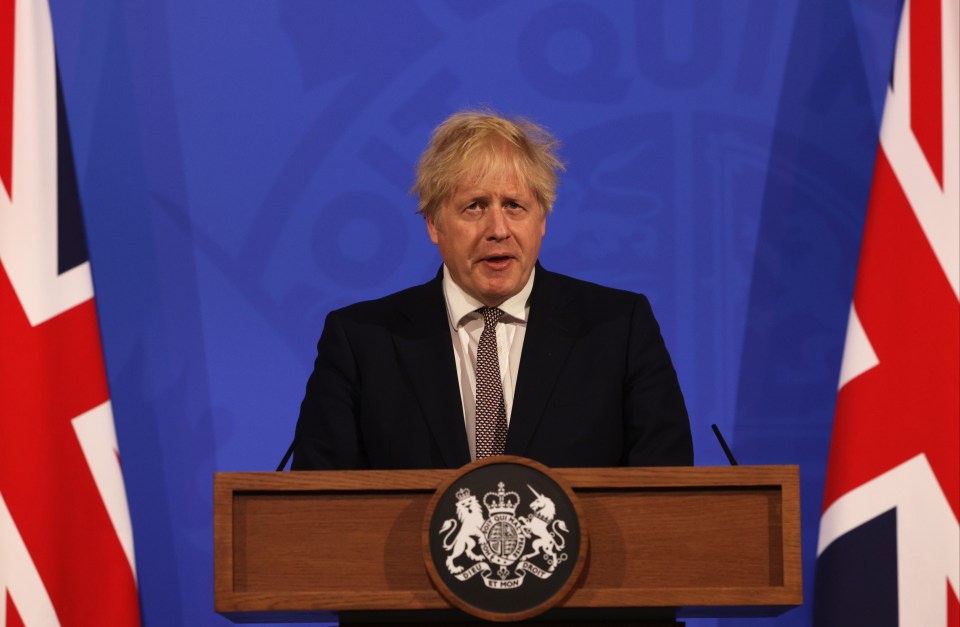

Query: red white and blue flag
left=0, top=0, right=141, bottom=625
left=815, top=0, right=959, bottom=625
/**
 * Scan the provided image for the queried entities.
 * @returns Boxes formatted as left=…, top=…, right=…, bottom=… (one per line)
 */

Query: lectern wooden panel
left=214, top=466, right=800, bottom=622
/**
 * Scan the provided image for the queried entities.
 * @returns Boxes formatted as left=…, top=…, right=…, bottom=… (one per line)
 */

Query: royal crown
left=483, top=482, right=519, bottom=515
left=455, top=487, right=472, bottom=502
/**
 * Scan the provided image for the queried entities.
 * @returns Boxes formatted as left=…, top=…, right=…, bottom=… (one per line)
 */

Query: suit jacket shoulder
left=293, top=270, right=471, bottom=470
left=329, top=272, right=446, bottom=330
left=509, top=266, right=693, bottom=467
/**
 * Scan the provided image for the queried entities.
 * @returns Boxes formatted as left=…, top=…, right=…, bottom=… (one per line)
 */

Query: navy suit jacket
left=292, top=266, right=693, bottom=470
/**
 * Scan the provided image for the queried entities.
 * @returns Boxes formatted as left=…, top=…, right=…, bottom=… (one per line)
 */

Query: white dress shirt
left=441, top=266, right=534, bottom=460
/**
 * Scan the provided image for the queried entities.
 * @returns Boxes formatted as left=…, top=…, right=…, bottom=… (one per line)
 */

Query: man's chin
left=475, top=283, right=521, bottom=306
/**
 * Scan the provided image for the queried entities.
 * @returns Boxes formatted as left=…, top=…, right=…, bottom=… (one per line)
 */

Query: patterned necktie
left=475, top=307, right=507, bottom=458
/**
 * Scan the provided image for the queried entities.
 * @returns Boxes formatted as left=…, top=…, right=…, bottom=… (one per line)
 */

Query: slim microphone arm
left=276, top=437, right=296, bottom=471
left=710, top=423, right=739, bottom=466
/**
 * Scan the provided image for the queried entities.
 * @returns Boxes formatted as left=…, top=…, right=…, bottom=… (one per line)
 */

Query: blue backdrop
left=46, top=1, right=902, bottom=625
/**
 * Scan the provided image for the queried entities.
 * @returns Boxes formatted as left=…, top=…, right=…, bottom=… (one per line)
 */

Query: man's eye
left=462, top=202, right=483, bottom=219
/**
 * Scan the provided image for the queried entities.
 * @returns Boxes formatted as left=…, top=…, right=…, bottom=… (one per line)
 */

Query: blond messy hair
left=412, top=110, right=565, bottom=221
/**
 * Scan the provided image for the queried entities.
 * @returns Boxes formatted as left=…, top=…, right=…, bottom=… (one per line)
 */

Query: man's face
left=426, top=165, right=546, bottom=307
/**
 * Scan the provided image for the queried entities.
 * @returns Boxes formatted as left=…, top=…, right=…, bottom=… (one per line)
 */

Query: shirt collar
left=442, top=265, right=535, bottom=329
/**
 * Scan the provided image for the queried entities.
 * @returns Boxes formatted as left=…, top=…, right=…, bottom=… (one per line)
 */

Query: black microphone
left=710, top=423, right=739, bottom=466
left=276, top=436, right=296, bottom=471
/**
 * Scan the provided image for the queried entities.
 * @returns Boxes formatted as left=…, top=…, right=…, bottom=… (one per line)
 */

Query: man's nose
left=484, top=206, right=510, bottom=240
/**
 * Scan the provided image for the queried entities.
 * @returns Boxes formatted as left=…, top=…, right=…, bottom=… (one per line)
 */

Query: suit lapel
left=505, top=268, right=579, bottom=457
left=392, top=273, right=471, bottom=467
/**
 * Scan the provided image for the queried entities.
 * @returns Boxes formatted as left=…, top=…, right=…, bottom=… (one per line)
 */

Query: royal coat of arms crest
left=437, top=481, right=570, bottom=589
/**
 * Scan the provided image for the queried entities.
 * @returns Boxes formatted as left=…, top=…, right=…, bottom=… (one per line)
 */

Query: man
left=292, top=110, right=692, bottom=470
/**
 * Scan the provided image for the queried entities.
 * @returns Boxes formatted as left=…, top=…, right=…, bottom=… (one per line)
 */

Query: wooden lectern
left=214, top=466, right=801, bottom=625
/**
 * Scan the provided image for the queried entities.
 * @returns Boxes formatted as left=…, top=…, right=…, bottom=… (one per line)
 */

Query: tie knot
left=480, top=307, right=504, bottom=327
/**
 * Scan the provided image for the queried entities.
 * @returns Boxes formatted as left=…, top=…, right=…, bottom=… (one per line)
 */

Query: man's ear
left=426, top=213, right=441, bottom=245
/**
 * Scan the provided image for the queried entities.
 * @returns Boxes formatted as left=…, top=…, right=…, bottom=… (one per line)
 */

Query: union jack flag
left=815, top=0, right=959, bottom=625
left=0, top=0, right=141, bottom=625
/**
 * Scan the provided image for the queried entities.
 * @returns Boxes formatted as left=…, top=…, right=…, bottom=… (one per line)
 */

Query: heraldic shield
left=423, top=456, right=588, bottom=622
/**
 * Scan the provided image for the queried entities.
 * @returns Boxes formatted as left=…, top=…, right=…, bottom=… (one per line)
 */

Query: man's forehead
left=454, top=164, right=532, bottom=197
